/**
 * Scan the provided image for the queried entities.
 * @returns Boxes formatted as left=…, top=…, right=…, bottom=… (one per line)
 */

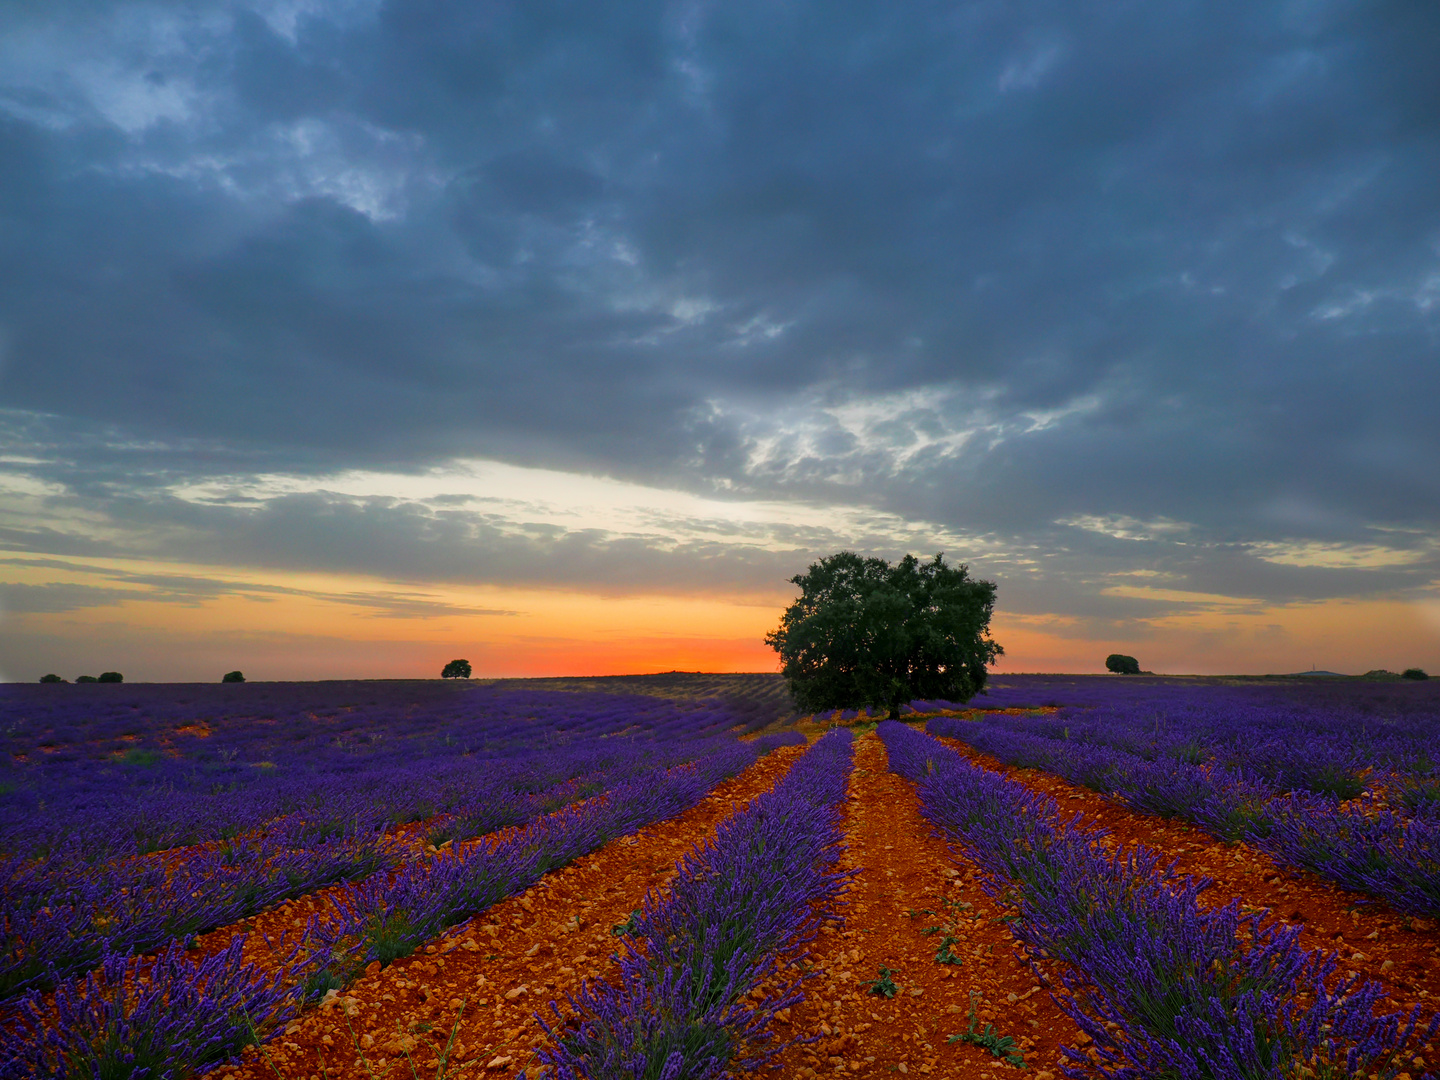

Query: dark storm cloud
left=1, top=0, right=1438, bottom=615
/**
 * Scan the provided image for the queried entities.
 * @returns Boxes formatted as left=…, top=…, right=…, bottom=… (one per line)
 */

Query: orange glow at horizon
left=2, top=551, right=1437, bottom=682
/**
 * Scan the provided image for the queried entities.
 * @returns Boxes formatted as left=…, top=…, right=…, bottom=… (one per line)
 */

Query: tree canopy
left=441, top=658, right=472, bottom=679
left=765, top=552, right=1003, bottom=717
left=1105, top=653, right=1141, bottom=674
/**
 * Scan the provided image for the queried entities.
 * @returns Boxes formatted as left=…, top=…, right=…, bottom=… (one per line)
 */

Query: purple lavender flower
left=878, top=721, right=1437, bottom=1080
left=536, top=730, right=854, bottom=1079
left=0, top=935, right=299, bottom=1080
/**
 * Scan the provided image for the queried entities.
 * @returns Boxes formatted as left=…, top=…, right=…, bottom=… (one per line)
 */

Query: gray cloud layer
left=1, top=0, right=1437, bottom=622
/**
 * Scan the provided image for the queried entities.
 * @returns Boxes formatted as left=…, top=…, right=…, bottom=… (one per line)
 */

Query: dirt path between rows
left=937, top=735, right=1440, bottom=1030
left=214, top=743, right=806, bottom=1080
left=766, top=732, right=1084, bottom=1079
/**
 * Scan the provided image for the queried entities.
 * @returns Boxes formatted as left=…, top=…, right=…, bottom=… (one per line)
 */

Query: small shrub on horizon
left=39, top=673, right=66, bottom=683
left=97, top=671, right=124, bottom=683
left=1403, top=668, right=1430, bottom=681
left=222, top=670, right=245, bottom=683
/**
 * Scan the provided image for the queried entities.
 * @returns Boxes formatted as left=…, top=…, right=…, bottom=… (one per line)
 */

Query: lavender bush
left=928, top=675, right=1440, bottom=915
left=0, top=811, right=398, bottom=999
left=1253, top=793, right=1440, bottom=918
left=303, top=739, right=781, bottom=986
left=0, top=682, right=799, bottom=1076
left=880, top=721, right=1435, bottom=1080
left=0, top=935, right=299, bottom=1080
left=537, top=729, right=854, bottom=1079
left=2, top=729, right=771, bottom=1001
left=0, top=682, right=783, bottom=861
left=1, top=740, right=793, bottom=1079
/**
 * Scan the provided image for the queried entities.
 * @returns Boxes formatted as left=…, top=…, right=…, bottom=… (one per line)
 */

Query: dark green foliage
left=765, top=552, right=1002, bottom=717
left=76, top=675, right=98, bottom=683
left=441, top=658, right=472, bottom=679
left=948, top=992, right=1026, bottom=1067
left=221, top=670, right=245, bottom=683
left=612, top=909, right=641, bottom=937
left=97, top=671, right=124, bottom=683
left=861, top=966, right=900, bottom=998
left=1105, top=654, right=1141, bottom=674
left=1308, top=764, right=1366, bottom=801
left=424, top=803, right=530, bottom=847
left=39, top=674, right=65, bottom=683
left=1402, top=668, right=1430, bottom=681
left=934, top=935, right=964, bottom=965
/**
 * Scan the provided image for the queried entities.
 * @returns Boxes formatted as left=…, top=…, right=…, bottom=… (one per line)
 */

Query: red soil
left=938, top=736, right=1440, bottom=1042
left=767, top=733, right=1084, bottom=1079
left=214, top=743, right=807, bottom=1079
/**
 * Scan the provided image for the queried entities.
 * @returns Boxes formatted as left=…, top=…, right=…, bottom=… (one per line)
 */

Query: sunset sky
left=2, top=1, right=1438, bottom=682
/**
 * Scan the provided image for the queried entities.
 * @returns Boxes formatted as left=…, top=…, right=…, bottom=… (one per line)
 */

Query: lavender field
left=0, top=676, right=800, bottom=1076
left=3, top=673, right=1440, bottom=1079
left=932, top=674, right=1440, bottom=916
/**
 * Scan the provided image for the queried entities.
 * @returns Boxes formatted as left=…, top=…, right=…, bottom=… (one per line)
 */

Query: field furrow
left=768, top=732, right=1083, bottom=1079
left=937, top=735, right=1440, bottom=1012
left=215, top=740, right=809, bottom=1079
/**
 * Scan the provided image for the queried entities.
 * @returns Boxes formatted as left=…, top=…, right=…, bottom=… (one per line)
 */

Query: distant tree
left=221, top=670, right=245, bottom=683
left=441, top=659, right=473, bottom=679
left=1403, top=668, right=1430, bottom=681
left=765, top=552, right=1003, bottom=718
left=76, top=675, right=98, bottom=683
left=97, top=671, right=124, bottom=683
left=39, top=673, right=66, bottom=683
left=1106, top=654, right=1141, bottom=675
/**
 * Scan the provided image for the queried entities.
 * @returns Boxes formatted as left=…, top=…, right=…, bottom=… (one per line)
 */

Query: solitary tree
left=39, top=673, right=66, bottom=683
left=441, top=659, right=472, bottom=679
left=765, top=552, right=1003, bottom=718
left=97, top=671, right=124, bottom=683
left=1403, top=668, right=1430, bottom=681
left=221, top=670, right=245, bottom=683
left=1105, top=654, right=1141, bottom=674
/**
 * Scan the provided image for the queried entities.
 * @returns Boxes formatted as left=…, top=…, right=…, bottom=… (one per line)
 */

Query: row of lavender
left=302, top=732, right=803, bottom=986
left=539, top=729, right=854, bottom=1079
left=0, top=731, right=806, bottom=1079
left=971, top=673, right=1440, bottom=719
left=1, top=682, right=763, bottom=861
left=974, top=676, right=1440, bottom=797
left=880, top=721, right=1434, bottom=1080
left=1, top=728, right=748, bottom=1001
left=930, top=701, right=1440, bottom=917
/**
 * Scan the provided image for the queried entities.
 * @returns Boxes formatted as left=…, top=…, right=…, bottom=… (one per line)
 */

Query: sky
left=1, top=0, right=1438, bottom=682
